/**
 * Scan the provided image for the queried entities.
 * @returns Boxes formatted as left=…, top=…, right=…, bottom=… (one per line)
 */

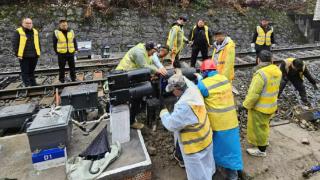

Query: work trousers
left=19, top=57, right=38, bottom=87
left=175, top=141, right=184, bottom=161
left=279, top=78, right=308, bottom=103
left=173, top=52, right=181, bottom=68
left=58, top=55, right=76, bottom=83
left=190, top=46, right=208, bottom=67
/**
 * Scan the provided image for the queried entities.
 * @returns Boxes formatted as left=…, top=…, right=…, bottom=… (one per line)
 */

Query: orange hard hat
left=200, top=59, right=216, bottom=71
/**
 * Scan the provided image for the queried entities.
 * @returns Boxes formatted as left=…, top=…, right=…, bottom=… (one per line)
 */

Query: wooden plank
left=273, top=54, right=283, bottom=61
left=244, top=56, right=256, bottom=63
left=5, top=82, right=22, bottom=90
left=12, top=97, right=30, bottom=105
left=236, top=57, right=248, bottom=64
left=311, top=49, right=320, bottom=54
left=39, top=96, right=55, bottom=107
left=286, top=52, right=298, bottom=57
left=36, top=76, right=47, bottom=85
left=306, top=50, right=319, bottom=55
left=52, top=76, right=60, bottom=85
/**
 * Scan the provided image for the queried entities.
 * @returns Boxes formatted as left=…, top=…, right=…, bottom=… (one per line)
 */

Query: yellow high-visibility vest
left=17, top=27, right=40, bottom=58
left=202, top=74, right=238, bottom=131
left=54, top=30, right=75, bottom=54
left=284, top=58, right=305, bottom=80
left=191, top=25, right=210, bottom=46
left=180, top=105, right=212, bottom=154
left=116, top=43, right=152, bottom=71
left=166, top=25, right=185, bottom=53
left=212, top=38, right=236, bottom=81
left=255, top=26, right=273, bottom=46
left=254, top=64, right=282, bottom=114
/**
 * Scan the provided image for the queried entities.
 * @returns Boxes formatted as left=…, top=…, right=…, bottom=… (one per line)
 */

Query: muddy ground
left=0, top=61, right=320, bottom=179
left=140, top=61, right=320, bottom=180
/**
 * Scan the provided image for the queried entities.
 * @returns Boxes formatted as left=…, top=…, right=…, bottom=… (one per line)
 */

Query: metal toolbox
left=76, top=41, right=92, bottom=59
left=0, top=103, right=36, bottom=129
left=27, top=105, right=73, bottom=153
left=60, top=83, right=98, bottom=110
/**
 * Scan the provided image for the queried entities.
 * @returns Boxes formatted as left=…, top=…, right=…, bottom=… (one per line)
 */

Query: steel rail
left=74, top=44, right=320, bottom=63
left=1, top=44, right=320, bottom=77
left=0, top=78, right=107, bottom=100
left=1, top=53, right=320, bottom=100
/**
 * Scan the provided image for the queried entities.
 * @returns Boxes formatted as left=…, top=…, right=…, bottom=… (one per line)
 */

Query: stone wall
left=0, top=3, right=307, bottom=67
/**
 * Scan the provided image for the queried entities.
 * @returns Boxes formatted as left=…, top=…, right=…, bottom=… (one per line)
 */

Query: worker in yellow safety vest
left=242, top=50, right=282, bottom=157
left=195, top=59, right=243, bottom=179
left=278, top=58, right=318, bottom=104
left=116, top=42, right=166, bottom=75
left=116, top=42, right=167, bottom=129
left=251, top=17, right=275, bottom=63
left=12, top=17, right=41, bottom=87
left=53, top=19, right=78, bottom=83
left=189, top=19, right=212, bottom=67
left=166, top=16, right=190, bottom=68
left=160, top=73, right=215, bottom=180
left=212, top=30, right=236, bottom=81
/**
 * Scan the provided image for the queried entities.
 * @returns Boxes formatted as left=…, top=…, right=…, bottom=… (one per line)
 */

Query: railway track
left=1, top=44, right=320, bottom=77
left=1, top=44, right=320, bottom=101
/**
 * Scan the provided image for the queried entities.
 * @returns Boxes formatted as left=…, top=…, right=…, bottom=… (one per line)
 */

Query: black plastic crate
left=60, top=83, right=98, bottom=110
left=0, top=103, right=36, bottom=129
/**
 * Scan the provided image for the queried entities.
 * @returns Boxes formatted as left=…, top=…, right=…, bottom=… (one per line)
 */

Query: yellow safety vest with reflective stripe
left=17, top=27, right=40, bottom=58
left=212, top=38, right=236, bottom=81
left=255, top=26, right=273, bottom=46
left=191, top=25, right=210, bottom=46
left=116, top=43, right=152, bottom=71
left=54, top=30, right=75, bottom=54
left=166, top=25, right=185, bottom=53
left=180, top=105, right=212, bottom=155
left=201, top=74, right=238, bottom=131
left=284, top=58, right=305, bottom=80
left=254, top=64, right=282, bottom=114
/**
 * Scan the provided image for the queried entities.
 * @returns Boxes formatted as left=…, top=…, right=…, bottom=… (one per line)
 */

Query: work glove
left=250, top=43, right=255, bottom=52
left=313, top=84, right=318, bottom=90
left=160, top=108, right=169, bottom=118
